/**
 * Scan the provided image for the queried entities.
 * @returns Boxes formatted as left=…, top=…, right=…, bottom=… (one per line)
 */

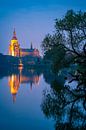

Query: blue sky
left=0, top=0, right=86, bottom=55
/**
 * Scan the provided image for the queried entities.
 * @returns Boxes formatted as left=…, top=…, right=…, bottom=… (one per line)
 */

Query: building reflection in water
left=8, top=74, right=20, bottom=103
left=8, top=68, right=41, bottom=103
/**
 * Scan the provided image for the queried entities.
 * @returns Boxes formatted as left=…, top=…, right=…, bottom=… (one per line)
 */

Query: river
left=0, top=67, right=86, bottom=130
left=0, top=68, right=54, bottom=130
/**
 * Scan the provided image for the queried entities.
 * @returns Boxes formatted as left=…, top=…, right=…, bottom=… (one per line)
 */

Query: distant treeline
left=0, top=53, right=43, bottom=69
left=0, top=53, right=19, bottom=68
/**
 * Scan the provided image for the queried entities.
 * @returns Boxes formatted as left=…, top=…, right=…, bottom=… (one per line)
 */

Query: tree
left=55, top=10, right=86, bottom=61
left=42, top=10, right=86, bottom=87
left=42, top=33, right=67, bottom=72
left=41, top=9, right=86, bottom=130
left=42, top=10, right=86, bottom=60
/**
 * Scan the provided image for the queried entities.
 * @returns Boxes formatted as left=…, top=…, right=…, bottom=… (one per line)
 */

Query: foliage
left=55, top=10, right=86, bottom=56
left=42, top=33, right=67, bottom=72
left=42, top=10, right=86, bottom=69
left=41, top=10, right=86, bottom=130
left=42, top=9, right=86, bottom=87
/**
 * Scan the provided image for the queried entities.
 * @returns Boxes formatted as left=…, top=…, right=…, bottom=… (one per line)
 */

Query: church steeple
left=31, top=42, right=33, bottom=49
left=13, top=28, right=16, bottom=37
left=12, top=28, right=17, bottom=40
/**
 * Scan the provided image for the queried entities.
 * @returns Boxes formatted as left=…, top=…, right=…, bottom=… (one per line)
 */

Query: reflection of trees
left=41, top=79, right=86, bottom=130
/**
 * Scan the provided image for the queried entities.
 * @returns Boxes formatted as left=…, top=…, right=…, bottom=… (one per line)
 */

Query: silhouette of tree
left=41, top=10, right=86, bottom=97
left=41, top=11, right=86, bottom=129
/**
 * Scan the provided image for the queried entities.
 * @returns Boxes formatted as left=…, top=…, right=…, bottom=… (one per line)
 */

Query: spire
left=13, top=28, right=16, bottom=37
left=12, top=28, right=17, bottom=40
left=31, top=42, right=33, bottom=49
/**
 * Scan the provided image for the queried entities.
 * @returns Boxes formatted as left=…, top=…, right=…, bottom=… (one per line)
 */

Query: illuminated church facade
left=9, top=29, right=40, bottom=57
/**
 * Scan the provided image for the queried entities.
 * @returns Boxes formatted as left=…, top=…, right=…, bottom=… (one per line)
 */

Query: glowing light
left=8, top=70, right=41, bottom=102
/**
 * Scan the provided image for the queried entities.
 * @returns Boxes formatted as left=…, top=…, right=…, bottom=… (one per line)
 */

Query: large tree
left=41, top=10, right=86, bottom=129
left=42, top=10, right=86, bottom=59
left=42, top=10, right=86, bottom=86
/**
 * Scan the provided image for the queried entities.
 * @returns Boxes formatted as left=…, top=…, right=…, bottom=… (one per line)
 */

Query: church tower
left=9, top=29, right=20, bottom=57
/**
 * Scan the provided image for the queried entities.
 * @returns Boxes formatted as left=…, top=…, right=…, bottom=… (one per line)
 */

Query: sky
left=0, top=0, right=86, bottom=55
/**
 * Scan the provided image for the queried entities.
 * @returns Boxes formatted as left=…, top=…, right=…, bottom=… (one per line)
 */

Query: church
left=9, top=29, right=40, bottom=57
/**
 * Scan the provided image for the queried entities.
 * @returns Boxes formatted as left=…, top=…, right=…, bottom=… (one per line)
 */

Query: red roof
left=12, top=36, right=17, bottom=40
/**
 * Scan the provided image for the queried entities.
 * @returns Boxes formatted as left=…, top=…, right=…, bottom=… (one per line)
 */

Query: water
left=0, top=67, right=86, bottom=130
left=0, top=68, right=54, bottom=130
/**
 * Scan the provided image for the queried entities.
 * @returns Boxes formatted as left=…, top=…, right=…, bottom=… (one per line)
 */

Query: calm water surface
left=0, top=68, right=86, bottom=130
left=0, top=68, right=54, bottom=130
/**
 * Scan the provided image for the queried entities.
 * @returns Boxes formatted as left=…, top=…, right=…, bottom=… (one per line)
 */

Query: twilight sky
left=0, top=0, right=86, bottom=55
